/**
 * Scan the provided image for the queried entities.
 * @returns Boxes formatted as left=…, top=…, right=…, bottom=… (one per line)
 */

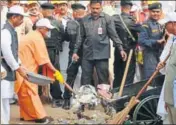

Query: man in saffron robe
left=15, top=18, right=60, bottom=123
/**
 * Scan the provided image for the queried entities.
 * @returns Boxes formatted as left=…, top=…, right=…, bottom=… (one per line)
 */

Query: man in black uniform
left=40, top=3, right=65, bottom=108
left=73, top=0, right=127, bottom=87
left=62, top=3, right=86, bottom=110
left=113, top=0, right=140, bottom=88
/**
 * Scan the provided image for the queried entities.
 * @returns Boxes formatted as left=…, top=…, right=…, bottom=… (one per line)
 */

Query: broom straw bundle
left=108, top=45, right=172, bottom=124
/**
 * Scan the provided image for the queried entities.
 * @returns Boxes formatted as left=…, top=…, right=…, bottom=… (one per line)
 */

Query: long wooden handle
left=118, top=49, right=133, bottom=97
left=64, top=82, right=76, bottom=95
left=136, top=49, right=171, bottom=99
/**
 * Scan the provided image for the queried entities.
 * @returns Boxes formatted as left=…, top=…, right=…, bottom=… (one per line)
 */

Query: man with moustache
left=139, top=2, right=165, bottom=79
left=73, top=0, right=127, bottom=87
left=1, top=5, right=28, bottom=124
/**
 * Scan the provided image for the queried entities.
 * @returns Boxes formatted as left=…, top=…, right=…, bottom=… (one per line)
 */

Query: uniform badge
left=98, top=27, right=103, bottom=35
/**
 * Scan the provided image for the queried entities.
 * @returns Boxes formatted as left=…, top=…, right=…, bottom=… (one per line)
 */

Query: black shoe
left=56, top=99, right=64, bottom=107
left=20, top=118, right=24, bottom=121
left=62, top=99, right=70, bottom=110
left=10, top=99, right=18, bottom=105
left=51, top=99, right=63, bottom=108
left=35, top=116, right=54, bottom=123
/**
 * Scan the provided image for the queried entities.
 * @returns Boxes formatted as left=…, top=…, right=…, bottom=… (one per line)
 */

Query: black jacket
left=113, top=12, right=141, bottom=50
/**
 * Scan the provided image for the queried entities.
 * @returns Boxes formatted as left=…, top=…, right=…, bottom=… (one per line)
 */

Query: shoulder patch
left=142, top=24, right=148, bottom=28
left=152, top=29, right=159, bottom=33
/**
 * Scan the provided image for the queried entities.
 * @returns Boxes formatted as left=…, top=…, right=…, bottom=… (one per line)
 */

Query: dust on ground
left=10, top=104, right=110, bottom=124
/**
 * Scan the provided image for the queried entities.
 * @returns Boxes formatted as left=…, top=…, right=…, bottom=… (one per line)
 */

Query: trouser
left=113, top=48, right=136, bottom=88
left=1, top=80, right=14, bottom=124
left=1, top=98, right=10, bottom=124
left=143, top=50, right=159, bottom=79
left=63, top=55, right=81, bottom=99
left=48, top=50, right=63, bottom=100
left=166, top=103, right=176, bottom=124
left=81, top=59, right=109, bottom=86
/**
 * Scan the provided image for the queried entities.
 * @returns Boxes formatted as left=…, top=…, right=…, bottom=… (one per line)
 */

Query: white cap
left=8, top=5, right=28, bottom=16
left=20, top=1, right=28, bottom=4
left=159, top=12, right=176, bottom=25
left=36, top=18, right=54, bottom=29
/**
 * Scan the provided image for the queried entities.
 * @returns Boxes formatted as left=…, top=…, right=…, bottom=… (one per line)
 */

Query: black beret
left=148, top=2, right=162, bottom=10
left=120, top=0, right=133, bottom=6
left=41, top=3, right=55, bottom=10
left=71, top=3, right=86, bottom=10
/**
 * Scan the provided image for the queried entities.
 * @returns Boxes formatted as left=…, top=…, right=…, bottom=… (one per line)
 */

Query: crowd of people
left=0, top=0, right=176, bottom=124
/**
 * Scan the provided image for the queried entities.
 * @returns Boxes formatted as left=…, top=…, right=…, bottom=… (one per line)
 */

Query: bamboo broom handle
left=118, top=49, right=133, bottom=97
left=136, top=49, right=171, bottom=99
left=64, top=82, right=76, bottom=95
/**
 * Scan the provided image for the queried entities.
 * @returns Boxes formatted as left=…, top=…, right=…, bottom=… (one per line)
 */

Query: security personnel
left=40, top=3, right=65, bottom=108
left=113, top=0, right=140, bottom=88
left=139, top=2, right=165, bottom=79
left=62, top=3, right=86, bottom=110
left=72, top=0, right=127, bottom=86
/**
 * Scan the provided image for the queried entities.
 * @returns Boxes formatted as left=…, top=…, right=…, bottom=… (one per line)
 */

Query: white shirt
left=1, top=6, right=8, bottom=29
left=160, top=35, right=174, bottom=74
left=1, top=29, right=20, bottom=71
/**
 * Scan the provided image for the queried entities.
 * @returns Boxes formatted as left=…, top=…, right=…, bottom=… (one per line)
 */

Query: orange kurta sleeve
left=32, top=34, right=50, bottom=66
left=32, top=31, right=55, bottom=79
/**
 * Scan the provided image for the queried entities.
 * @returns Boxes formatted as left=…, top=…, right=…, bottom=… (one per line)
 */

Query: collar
left=62, top=15, right=72, bottom=20
left=6, top=21, right=15, bottom=31
left=148, top=18, right=160, bottom=24
left=121, top=12, right=130, bottom=16
left=46, top=16, right=54, bottom=19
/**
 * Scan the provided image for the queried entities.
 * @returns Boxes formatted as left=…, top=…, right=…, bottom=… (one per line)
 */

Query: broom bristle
left=108, top=97, right=139, bottom=124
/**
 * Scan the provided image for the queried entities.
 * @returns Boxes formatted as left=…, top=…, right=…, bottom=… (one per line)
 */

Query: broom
left=108, top=45, right=172, bottom=124
left=54, top=71, right=76, bottom=95
left=118, top=49, right=133, bottom=97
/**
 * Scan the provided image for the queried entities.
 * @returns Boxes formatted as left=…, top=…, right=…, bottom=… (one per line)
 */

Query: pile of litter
left=52, top=85, right=112, bottom=124
left=71, top=85, right=100, bottom=112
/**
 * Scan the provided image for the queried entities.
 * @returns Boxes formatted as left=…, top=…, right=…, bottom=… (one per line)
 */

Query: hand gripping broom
left=54, top=71, right=76, bottom=95
left=108, top=45, right=172, bottom=124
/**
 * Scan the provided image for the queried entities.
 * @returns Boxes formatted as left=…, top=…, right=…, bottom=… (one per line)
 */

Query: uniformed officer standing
left=63, top=3, right=86, bottom=110
left=40, top=3, right=65, bottom=108
left=139, top=2, right=165, bottom=79
left=113, top=0, right=140, bottom=88
left=73, top=0, right=127, bottom=86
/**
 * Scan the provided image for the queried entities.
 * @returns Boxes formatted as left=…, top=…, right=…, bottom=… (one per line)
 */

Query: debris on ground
left=71, top=85, right=100, bottom=112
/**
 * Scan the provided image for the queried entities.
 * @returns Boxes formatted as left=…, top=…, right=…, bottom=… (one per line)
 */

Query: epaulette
left=142, top=24, right=149, bottom=28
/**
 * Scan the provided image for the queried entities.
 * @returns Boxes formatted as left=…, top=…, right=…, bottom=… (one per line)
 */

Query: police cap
left=71, top=3, right=86, bottom=10
left=41, top=2, right=55, bottom=10
left=148, top=2, right=162, bottom=10
left=120, top=0, right=133, bottom=6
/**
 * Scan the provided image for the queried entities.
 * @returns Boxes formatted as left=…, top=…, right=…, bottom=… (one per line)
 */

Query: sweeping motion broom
left=54, top=71, right=76, bottom=95
left=108, top=46, right=172, bottom=124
